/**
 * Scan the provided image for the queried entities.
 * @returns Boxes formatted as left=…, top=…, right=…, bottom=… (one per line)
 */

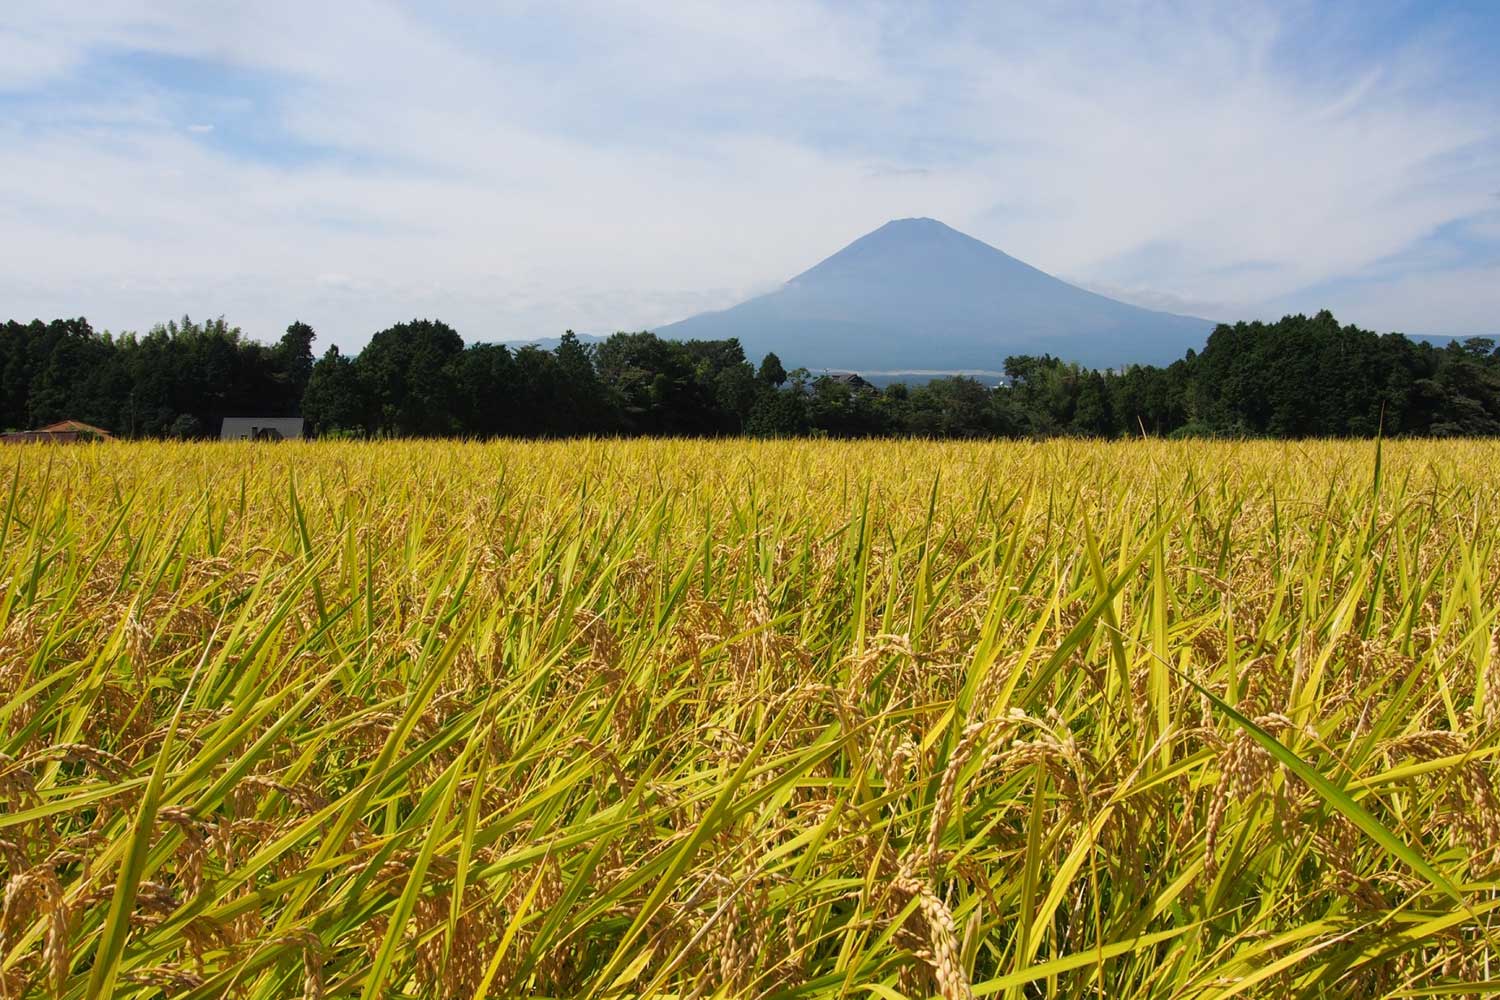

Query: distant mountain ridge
left=501, top=332, right=606, bottom=352
left=654, top=218, right=1216, bottom=370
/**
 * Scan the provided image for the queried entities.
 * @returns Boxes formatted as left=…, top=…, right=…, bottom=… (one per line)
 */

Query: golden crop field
left=2, top=439, right=1499, bottom=999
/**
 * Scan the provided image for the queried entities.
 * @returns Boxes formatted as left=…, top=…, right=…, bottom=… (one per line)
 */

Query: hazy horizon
left=4, top=2, right=1498, bottom=351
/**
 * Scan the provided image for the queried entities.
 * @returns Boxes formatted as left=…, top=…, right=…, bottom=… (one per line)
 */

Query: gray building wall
left=220, top=417, right=305, bottom=441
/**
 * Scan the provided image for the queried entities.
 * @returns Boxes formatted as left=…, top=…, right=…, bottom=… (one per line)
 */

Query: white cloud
left=0, top=0, right=1496, bottom=349
left=1308, top=266, right=1500, bottom=336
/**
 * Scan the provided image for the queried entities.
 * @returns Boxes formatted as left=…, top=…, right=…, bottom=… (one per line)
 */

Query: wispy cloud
left=1, top=1, right=1497, bottom=348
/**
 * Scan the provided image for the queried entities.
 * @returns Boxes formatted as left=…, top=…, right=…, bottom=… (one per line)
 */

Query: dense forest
left=3, top=311, right=1498, bottom=439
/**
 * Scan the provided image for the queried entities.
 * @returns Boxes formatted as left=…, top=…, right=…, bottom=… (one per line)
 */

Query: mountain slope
left=655, top=218, right=1215, bottom=370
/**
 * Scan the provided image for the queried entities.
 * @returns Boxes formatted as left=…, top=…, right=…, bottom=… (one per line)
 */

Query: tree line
left=3, top=310, right=1498, bottom=439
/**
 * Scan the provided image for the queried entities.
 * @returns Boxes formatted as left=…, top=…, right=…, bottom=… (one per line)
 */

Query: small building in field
left=0, top=420, right=115, bottom=444
left=220, top=417, right=305, bottom=441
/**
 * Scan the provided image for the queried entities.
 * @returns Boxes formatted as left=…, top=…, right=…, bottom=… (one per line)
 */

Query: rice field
left=2, top=438, right=1499, bottom=998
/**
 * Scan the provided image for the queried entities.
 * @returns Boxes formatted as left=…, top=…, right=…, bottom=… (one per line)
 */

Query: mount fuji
left=655, top=218, right=1215, bottom=371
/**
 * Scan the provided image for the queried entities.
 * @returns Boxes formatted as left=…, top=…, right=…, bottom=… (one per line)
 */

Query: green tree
left=355, top=319, right=465, bottom=436
left=303, top=346, right=367, bottom=435
left=1071, top=371, right=1114, bottom=436
left=553, top=331, right=610, bottom=433
left=758, top=352, right=787, bottom=386
left=907, top=377, right=995, bottom=437
left=278, top=321, right=317, bottom=406
left=746, top=387, right=809, bottom=436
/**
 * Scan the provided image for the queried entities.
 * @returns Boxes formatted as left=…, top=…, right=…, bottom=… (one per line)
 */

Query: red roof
left=35, top=420, right=113, bottom=438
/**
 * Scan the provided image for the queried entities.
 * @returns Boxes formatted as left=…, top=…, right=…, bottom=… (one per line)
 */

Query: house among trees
left=0, top=419, right=114, bottom=444
left=220, top=417, right=306, bottom=441
left=826, top=372, right=875, bottom=392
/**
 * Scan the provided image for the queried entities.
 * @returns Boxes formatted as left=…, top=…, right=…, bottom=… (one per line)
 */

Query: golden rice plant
left=2, top=437, right=1499, bottom=998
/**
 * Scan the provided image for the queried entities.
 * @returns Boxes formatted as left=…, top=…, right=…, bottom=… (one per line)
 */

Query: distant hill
left=654, top=218, right=1216, bottom=370
left=501, top=332, right=606, bottom=352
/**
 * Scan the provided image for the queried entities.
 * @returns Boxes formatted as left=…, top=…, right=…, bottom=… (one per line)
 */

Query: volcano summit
left=656, top=218, right=1215, bottom=372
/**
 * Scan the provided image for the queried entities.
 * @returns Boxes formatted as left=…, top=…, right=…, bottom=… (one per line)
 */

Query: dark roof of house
left=826, top=372, right=875, bottom=390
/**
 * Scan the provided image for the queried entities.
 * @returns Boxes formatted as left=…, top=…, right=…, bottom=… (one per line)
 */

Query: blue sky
left=3, top=1, right=1498, bottom=350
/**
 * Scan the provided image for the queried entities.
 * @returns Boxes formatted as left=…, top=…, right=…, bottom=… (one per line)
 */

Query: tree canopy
left=3, top=310, right=1497, bottom=440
